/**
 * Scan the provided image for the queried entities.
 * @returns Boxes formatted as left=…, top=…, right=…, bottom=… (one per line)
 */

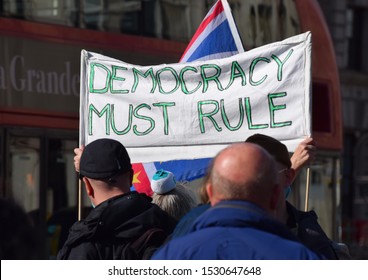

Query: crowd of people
left=58, top=134, right=350, bottom=260
left=1, top=134, right=351, bottom=260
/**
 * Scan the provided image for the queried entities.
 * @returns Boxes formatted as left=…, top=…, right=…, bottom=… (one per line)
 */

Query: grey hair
left=152, top=183, right=198, bottom=221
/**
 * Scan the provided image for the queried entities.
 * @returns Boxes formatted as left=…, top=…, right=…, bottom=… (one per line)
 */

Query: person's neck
left=274, top=202, right=289, bottom=224
left=95, top=189, right=128, bottom=206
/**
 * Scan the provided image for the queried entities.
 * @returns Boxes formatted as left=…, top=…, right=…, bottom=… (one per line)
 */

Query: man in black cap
left=57, top=138, right=177, bottom=260
left=246, top=134, right=350, bottom=259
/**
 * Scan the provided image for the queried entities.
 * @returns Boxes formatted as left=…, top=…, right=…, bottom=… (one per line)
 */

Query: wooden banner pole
left=305, top=167, right=311, bottom=211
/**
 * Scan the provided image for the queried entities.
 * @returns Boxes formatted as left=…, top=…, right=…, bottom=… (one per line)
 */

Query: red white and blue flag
left=132, top=0, right=244, bottom=195
left=179, top=0, right=244, bottom=62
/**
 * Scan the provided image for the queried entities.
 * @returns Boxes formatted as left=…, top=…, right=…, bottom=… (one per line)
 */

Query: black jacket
left=57, top=192, right=177, bottom=260
left=286, top=201, right=340, bottom=259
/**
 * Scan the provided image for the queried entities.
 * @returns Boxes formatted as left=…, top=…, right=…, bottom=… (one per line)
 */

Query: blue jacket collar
left=190, top=200, right=298, bottom=242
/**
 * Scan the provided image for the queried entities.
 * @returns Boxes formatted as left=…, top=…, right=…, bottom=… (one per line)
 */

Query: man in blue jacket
left=152, top=142, right=321, bottom=260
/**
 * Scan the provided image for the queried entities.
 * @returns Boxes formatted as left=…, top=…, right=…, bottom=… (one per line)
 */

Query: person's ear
left=206, top=183, right=216, bottom=206
left=287, top=168, right=297, bottom=185
left=83, top=177, right=95, bottom=198
left=206, top=183, right=211, bottom=197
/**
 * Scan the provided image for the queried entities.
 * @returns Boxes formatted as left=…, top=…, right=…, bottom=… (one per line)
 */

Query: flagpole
left=78, top=49, right=87, bottom=221
left=78, top=180, right=82, bottom=221
left=304, top=167, right=311, bottom=211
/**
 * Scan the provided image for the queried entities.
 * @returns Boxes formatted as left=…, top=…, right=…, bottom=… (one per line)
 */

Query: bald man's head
left=206, top=143, right=281, bottom=212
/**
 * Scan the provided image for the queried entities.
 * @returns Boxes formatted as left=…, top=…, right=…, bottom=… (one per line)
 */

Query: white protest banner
left=80, top=32, right=311, bottom=163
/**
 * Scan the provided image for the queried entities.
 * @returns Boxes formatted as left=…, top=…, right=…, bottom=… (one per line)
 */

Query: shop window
left=347, top=7, right=368, bottom=73
left=354, top=134, right=368, bottom=200
left=229, top=0, right=300, bottom=50
left=353, top=134, right=368, bottom=246
left=294, top=157, right=337, bottom=239
left=10, top=137, right=40, bottom=213
left=312, top=82, right=332, bottom=133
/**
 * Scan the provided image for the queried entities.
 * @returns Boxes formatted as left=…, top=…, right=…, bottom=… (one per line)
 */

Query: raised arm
left=290, top=137, right=316, bottom=181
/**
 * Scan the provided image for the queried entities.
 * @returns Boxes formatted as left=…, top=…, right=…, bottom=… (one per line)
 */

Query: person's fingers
left=306, top=145, right=316, bottom=151
left=73, top=146, right=84, bottom=172
left=303, top=137, right=315, bottom=146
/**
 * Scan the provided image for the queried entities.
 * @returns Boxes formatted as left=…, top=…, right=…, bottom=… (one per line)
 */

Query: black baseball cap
left=80, top=138, right=132, bottom=180
left=245, top=134, right=292, bottom=168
